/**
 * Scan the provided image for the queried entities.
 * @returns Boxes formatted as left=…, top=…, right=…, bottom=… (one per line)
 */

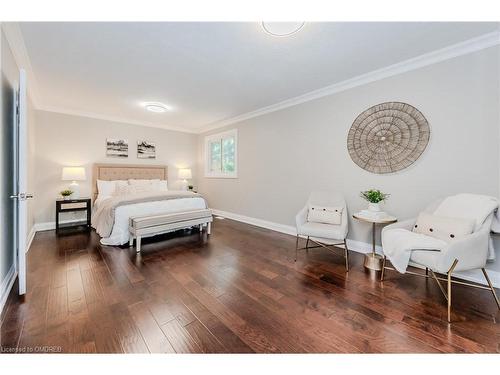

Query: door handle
left=9, top=193, right=34, bottom=200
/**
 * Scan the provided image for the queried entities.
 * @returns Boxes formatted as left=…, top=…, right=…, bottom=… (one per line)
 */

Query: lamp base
left=69, top=181, right=80, bottom=198
left=181, top=179, right=188, bottom=191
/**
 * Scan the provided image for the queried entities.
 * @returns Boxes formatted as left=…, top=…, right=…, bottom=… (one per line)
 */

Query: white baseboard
left=212, top=209, right=297, bottom=236
left=0, top=266, right=17, bottom=316
left=34, top=218, right=84, bottom=232
left=26, top=226, right=36, bottom=253
left=212, top=208, right=500, bottom=288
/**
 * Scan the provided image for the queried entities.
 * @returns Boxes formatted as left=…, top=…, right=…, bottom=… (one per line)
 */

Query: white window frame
left=204, top=129, right=238, bottom=178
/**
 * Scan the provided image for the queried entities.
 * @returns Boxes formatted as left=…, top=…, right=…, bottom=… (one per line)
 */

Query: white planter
left=368, top=202, right=382, bottom=212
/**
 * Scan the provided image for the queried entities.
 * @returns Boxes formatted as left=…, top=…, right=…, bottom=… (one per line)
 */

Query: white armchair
left=295, top=191, right=349, bottom=271
left=381, top=198, right=500, bottom=322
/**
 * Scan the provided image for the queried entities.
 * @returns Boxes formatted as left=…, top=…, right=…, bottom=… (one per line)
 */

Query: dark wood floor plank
left=145, top=299, right=176, bottom=326
left=184, top=320, right=227, bottom=353
left=163, top=279, right=254, bottom=353
left=15, top=284, right=50, bottom=351
left=68, top=312, right=95, bottom=353
left=173, top=274, right=280, bottom=353
left=145, top=278, right=197, bottom=327
left=81, top=267, right=105, bottom=305
left=160, top=319, right=202, bottom=353
left=85, top=300, right=124, bottom=353
left=3, top=220, right=499, bottom=353
left=128, top=301, right=175, bottom=353
left=109, top=302, right=150, bottom=353
left=66, top=267, right=87, bottom=315
left=46, top=285, right=69, bottom=328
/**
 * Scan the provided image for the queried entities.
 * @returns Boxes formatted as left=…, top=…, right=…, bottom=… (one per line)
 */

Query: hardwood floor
left=1, top=218, right=499, bottom=353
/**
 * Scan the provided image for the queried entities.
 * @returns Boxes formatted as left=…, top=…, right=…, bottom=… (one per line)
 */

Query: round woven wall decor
left=347, top=102, right=430, bottom=174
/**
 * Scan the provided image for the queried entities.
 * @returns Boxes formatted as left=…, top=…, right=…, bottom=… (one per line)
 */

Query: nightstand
left=56, top=198, right=91, bottom=234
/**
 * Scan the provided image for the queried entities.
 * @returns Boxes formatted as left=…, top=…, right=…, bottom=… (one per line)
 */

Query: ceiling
left=18, top=22, right=499, bottom=133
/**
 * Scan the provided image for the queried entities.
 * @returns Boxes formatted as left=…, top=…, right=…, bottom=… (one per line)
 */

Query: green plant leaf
left=360, top=189, right=390, bottom=203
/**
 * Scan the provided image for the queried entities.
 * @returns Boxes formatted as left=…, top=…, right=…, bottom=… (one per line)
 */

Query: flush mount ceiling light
left=261, top=22, right=305, bottom=37
left=142, top=102, right=171, bottom=113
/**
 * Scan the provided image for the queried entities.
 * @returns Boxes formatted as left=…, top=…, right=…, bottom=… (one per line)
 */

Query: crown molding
left=37, top=105, right=198, bottom=134
left=197, top=30, right=500, bottom=133
left=1, top=22, right=41, bottom=107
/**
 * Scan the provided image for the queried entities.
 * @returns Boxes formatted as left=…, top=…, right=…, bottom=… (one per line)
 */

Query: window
left=205, top=129, right=237, bottom=178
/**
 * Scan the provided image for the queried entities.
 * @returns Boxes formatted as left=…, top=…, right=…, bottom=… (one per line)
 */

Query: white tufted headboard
left=92, top=163, right=168, bottom=201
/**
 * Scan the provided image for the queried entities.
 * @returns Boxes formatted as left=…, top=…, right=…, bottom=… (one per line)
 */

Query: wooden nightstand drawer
left=59, top=202, right=87, bottom=210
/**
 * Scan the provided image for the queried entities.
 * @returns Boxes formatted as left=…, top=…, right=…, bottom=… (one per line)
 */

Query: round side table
left=352, top=213, right=397, bottom=271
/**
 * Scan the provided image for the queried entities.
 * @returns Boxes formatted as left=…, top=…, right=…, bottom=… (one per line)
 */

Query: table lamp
left=62, top=167, right=86, bottom=198
left=178, top=168, right=192, bottom=190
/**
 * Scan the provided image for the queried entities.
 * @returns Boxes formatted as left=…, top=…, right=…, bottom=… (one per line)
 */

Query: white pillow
left=114, top=184, right=151, bottom=196
left=413, top=212, right=475, bottom=243
left=151, top=180, right=168, bottom=191
left=97, top=179, right=128, bottom=198
left=97, top=180, right=114, bottom=197
left=128, top=179, right=160, bottom=186
left=115, top=180, right=128, bottom=189
left=307, top=205, right=343, bottom=225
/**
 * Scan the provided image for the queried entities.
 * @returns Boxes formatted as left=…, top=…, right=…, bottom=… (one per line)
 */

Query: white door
left=10, top=69, right=31, bottom=295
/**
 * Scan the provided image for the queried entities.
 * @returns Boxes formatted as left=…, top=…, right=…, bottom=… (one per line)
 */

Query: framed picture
left=137, top=140, right=156, bottom=159
left=106, top=138, right=128, bottom=157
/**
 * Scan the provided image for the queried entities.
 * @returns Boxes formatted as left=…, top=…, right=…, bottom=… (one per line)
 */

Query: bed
left=90, top=163, right=208, bottom=246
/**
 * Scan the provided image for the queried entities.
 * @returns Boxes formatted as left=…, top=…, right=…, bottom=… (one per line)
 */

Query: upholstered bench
left=129, top=209, right=213, bottom=252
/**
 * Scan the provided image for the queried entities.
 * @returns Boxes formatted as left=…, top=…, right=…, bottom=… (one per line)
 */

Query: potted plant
left=360, top=189, right=390, bottom=212
left=60, top=189, right=74, bottom=200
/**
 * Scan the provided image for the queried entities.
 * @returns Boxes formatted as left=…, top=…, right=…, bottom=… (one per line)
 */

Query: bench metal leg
left=207, top=222, right=211, bottom=235
left=136, top=236, right=142, bottom=253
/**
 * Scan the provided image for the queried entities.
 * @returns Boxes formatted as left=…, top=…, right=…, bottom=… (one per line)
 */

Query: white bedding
left=93, top=193, right=207, bottom=245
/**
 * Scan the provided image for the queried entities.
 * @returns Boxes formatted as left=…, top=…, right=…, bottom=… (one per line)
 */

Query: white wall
left=197, top=47, right=500, bottom=251
left=33, top=110, right=198, bottom=224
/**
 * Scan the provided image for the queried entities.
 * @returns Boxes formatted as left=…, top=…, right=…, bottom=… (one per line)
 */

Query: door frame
left=15, top=69, right=28, bottom=295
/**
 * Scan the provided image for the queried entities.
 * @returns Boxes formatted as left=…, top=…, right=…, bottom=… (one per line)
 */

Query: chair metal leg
left=447, top=272, right=452, bottom=323
left=425, top=267, right=429, bottom=276
left=295, top=235, right=299, bottom=262
left=430, top=269, right=448, bottom=301
left=305, top=236, right=310, bottom=253
left=482, top=268, right=500, bottom=309
left=380, top=256, right=387, bottom=281
left=344, top=240, right=349, bottom=272
left=447, top=259, right=459, bottom=323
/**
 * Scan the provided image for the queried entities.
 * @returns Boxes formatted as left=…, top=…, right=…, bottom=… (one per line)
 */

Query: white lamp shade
left=62, top=167, right=86, bottom=181
left=178, top=168, right=192, bottom=179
